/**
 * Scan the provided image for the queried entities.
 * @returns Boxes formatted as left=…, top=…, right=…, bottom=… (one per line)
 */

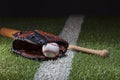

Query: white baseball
left=42, top=43, right=59, bottom=58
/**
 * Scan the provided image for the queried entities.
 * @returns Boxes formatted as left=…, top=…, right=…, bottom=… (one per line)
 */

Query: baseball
left=42, top=43, right=60, bottom=58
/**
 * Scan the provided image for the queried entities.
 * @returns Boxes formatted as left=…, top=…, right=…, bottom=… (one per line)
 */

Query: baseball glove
left=12, top=30, right=69, bottom=61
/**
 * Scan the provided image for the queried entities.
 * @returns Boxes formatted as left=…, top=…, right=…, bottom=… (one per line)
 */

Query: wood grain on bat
left=0, top=27, right=19, bottom=38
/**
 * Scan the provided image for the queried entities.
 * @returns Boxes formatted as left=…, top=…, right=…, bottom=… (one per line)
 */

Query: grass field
left=0, top=17, right=66, bottom=80
left=1, top=16, right=120, bottom=80
left=69, top=16, right=120, bottom=80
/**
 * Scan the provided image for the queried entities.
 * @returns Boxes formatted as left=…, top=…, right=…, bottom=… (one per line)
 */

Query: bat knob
left=100, top=50, right=109, bottom=58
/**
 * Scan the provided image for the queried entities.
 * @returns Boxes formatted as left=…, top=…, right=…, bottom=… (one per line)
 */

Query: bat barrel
left=0, top=27, right=19, bottom=38
left=68, top=45, right=109, bottom=57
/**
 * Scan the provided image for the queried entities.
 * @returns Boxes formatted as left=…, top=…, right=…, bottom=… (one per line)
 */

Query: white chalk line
left=34, top=15, right=84, bottom=80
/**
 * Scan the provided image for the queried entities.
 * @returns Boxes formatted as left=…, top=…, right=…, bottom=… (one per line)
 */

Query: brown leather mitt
left=12, top=30, right=69, bottom=61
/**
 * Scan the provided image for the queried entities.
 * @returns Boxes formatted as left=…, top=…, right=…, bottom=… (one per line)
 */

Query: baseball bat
left=68, top=45, right=109, bottom=57
left=0, top=27, right=19, bottom=38
left=0, top=27, right=109, bottom=57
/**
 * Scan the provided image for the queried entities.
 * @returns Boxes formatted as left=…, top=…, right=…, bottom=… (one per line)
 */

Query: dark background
left=0, top=0, right=120, bottom=17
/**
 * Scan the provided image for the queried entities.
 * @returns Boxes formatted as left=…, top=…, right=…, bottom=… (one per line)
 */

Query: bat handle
left=68, top=45, right=109, bottom=57
left=0, top=27, right=19, bottom=38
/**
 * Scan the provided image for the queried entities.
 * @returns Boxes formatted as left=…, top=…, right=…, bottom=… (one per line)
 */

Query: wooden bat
left=0, top=27, right=109, bottom=57
left=0, top=27, right=19, bottom=38
left=68, top=45, right=108, bottom=57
